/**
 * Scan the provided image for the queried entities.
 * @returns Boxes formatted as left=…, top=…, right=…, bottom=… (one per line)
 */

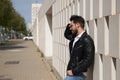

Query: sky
left=11, top=0, right=42, bottom=26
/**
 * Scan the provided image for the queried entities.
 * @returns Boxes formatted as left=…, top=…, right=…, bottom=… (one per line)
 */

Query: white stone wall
left=32, top=0, right=120, bottom=80
left=52, top=0, right=120, bottom=80
left=32, top=19, right=37, bottom=45
left=32, top=0, right=55, bottom=57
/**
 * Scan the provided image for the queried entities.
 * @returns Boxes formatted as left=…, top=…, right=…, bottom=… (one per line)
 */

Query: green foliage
left=0, top=0, right=27, bottom=35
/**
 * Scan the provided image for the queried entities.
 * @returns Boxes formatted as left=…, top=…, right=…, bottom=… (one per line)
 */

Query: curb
left=42, top=58, right=57, bottom=80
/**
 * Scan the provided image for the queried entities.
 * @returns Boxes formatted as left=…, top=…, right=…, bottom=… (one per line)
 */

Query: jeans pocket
left=77, top=76, right=85, bottom=80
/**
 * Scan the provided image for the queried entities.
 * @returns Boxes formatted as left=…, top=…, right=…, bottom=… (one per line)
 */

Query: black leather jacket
left=64, top=24, right=95, bottom=75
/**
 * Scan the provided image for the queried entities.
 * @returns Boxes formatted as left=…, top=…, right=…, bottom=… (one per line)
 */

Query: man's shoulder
left=83, top=34, right=94, bottom=44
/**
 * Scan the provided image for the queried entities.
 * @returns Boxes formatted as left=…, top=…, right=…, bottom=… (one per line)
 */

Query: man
left=64, top=15, right=95, bottom=80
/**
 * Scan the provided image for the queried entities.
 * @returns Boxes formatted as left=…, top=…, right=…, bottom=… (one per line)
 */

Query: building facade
left=32, top=3, right=41, bottom=26
left=32, top=0, right=120, bottom=80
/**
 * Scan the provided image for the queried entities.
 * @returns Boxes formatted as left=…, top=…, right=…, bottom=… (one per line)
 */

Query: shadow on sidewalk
left=0, top=39, right=26, bottom=50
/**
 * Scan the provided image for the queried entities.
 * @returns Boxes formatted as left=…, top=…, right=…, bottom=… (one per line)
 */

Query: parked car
left=23, top=36, right=33, bottom=40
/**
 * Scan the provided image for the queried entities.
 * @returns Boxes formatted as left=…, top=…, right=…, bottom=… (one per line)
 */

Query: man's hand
left=67, top=70, right=73, bottom=76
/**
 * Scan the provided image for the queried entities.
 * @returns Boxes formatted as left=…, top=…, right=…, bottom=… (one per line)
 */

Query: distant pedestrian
left=64, top=15, right=95, bottom=80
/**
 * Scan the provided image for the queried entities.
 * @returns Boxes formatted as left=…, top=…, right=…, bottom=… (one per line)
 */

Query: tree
left=0, top=0, right=27, bottom=35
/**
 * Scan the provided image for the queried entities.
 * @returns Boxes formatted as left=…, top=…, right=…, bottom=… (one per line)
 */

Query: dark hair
left=70, top=15, right=85, bottom=29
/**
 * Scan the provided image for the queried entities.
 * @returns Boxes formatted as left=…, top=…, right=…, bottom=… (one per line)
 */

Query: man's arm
left=64, top=24, right=74, bottom=40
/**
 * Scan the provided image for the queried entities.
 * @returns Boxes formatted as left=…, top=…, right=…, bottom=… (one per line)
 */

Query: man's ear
left=76, top=23, right=80, bottom=28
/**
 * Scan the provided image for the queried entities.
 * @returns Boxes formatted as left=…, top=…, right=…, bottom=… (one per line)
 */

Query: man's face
left=70, top=21, right=78, bottom=35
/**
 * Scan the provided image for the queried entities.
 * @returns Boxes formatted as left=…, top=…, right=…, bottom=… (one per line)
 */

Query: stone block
left=89, top=20, right=97, bottom=53
left=85, top=0, right=90, bottom=20
left=116, top=59, right=120, bottom=80
left=85, top=21, right=89, bottom=34
left=80, top=0, right=86, bottom=18
left=75, top=0, right=80, bottom=15
left=109, top=14, right=120, bottom=58
left=97, top=18, right=104, bottom=54
left=103, top=56, right=116, bottom=80
left=93, top=0, right=102, bottom=19
left=97, top=18, right=109, bottom=55
left=93, top=54, right=103, bottom=80
left=72, top=2, right=75, bottom=15
left=85, top=0, right=93, bottom=20
left=116, top=0, right=120, bottom=14
left=103, top=0, right=116, bottom=16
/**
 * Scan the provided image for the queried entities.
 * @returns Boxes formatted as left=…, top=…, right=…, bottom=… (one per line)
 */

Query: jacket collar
left=70, top=31, right=87, bottom=47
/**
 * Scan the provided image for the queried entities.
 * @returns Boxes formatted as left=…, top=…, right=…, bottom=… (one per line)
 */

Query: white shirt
left=72, top=31, right=85, bottom=48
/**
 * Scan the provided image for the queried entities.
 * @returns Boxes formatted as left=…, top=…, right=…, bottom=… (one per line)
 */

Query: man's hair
left=70, top=15, right=85, bottom=29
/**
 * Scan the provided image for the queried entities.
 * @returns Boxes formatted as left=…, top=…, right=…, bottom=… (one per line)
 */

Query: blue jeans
left=65, top=73, right=86, bottom=80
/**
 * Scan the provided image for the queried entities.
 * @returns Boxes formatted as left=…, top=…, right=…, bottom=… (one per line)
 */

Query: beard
left=72, top=28, right=78, bottom=37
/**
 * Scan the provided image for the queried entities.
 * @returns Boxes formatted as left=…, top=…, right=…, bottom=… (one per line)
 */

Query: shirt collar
left=76, top=31, right=85, bottom=39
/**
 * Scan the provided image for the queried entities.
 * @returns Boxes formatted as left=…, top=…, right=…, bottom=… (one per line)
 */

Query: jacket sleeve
left=67, top=41, right=73, bottom=71
left=72, top=37, right=95, bottom=75
left=67, top=59, right=72, bottom=70
left=64, top=24, right=74, bottom=40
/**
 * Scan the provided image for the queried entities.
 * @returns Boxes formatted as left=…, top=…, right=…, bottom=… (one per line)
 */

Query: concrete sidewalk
left=0, top=39, right=57, bottom=80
